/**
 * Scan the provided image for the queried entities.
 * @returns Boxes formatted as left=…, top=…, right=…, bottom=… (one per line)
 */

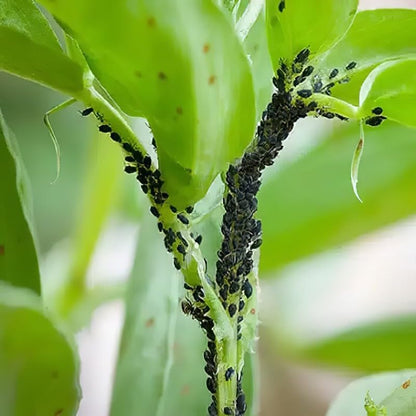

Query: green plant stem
left=311, top=94, right=360, bottom=120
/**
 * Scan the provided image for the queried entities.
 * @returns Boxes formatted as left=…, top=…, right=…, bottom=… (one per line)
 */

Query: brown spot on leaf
left=181, top=384, right=190, bottom=396
left=250, top=308, right=256, bottom=315
left=145, top=318, right=154, bottom=328
left=54, top=409, right=63, bottom=416
left=135, top=71, right=142, bottom=78
left=203, top=43, right=210, bottom=53
left=402, top=380, right=411, bottom=389
left=147, top=17, right=156, bottom=27
left=158, top=72, right=167, bottom=80
left=51, top=370, right=59, bottom=379
left=176, top=107, right=183, bottom=115
left=208, top=75, right=216, bottom=85
left=0, top=245, right=4, bottom=256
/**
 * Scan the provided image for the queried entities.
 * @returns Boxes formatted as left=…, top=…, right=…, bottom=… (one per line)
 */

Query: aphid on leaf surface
left=125, top=156, right=135, bottom=162
left=206, top=377, right=216, bottom=394
left=228, top=304, right=237, bottom=318
left=181, top=299, right=194, bottom=315
left=208, top=403, right=217, bottom=416
left=81, top=107, right=93, bottom=116
left=124, top=166, right=136, bottom=174
left=122, top=142, right=134, bottom=152
left=313, top=80, right=323, bottom=93
left=372, top=107, right=383, bottom=115
left=346, top=61, right=357, bottom=70
left=185, top=206, right=194, bottom=214
left=365, top=116, right=386, bottom=126
left=294, top=48, right=310, bottom=65
left=157, top=222, right=163, bottom=232
left=278, top=1, right=285, bottom=12
left=237, top=394, right=247, bottom=414
left=110, top=132, right=121, bottom=143
left=143, top=155, right=152, bottom=169
left=150, top=206, right=160, bottom=217
left=302, top=65, right=314, bottom=77
left=99, top=124, right=111, bottom=133
left=177, top=213, right=189, bottom=225
left=297, top=89, right=312, bottom=98
left=243, top=280, right=253, bottom=298
left=170, top=205, right=178, bottom=213
left=224, top=407, right=233, bottom=415
left=195, top=235, right=203, bottom=245
left=239, top=300, right=245, bottom=312
left=329, top=68, right=339, bottom=79
left=251, top=238, right=262, bottom=249
left=173, top=257, right=181, bottom=270
left=225, top=367, right=235, bottom=381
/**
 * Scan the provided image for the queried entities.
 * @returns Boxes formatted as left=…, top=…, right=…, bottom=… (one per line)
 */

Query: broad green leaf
left=297, top=315, right=416, bottom=372
left=265, top=0, right=358, bottom=69
left=318, top=9, right=416, bottom=105
left=110, top=217, right=180, bottom=416
left=0, top=283, right=80, bottom=416
left=359, top=59, right=416, bottom=129
left=0, top=111, right=40, bottom=293
left=0, top=0, right=84, bottom=95
left=381, top=375, right=416, bottom=415
left=39, top=0, right=256, bottom=208
left=326, top=370, right=416, bottom=416
left=258, top=121, right=416, bottom=273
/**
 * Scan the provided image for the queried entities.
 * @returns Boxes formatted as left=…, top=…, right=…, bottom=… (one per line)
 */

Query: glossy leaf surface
left=39, top=0, right=256, bottom=207
left=319, top=9, right=416, bottom=105
left=381, top=375, right=416, bottom=416
left=0, top=0, right=84, bottom=94
left=0, top=283, right=80, bottom=416
left=359, top=59, right=416, bottom=129
left=326, top=370, right=416, bottom=416
left=0, top=111, right=40, bottom=293
left=266, top=0, right=358, bottom=69
left=258, top=121, right=416, bottom=273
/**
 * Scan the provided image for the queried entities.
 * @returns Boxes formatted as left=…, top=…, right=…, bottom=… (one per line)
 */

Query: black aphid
left=302, top=65, right=314, bottom=77
left=173, top=257, right=181, bottom=270
left=229, top=282, right=240, bottom=294
left=157, top=222, right=163, bottom=232
left=329, top=68, right=339, bottom=79
left=294, top=48, right=310, bottom=64
left=346, top=61, right=357, bottom=70
left=99, top=124, right=111, bottom=133
left=195, top=235, right=203, bottom=245
left=143, top=156, right=152, bottom=169
left=251, top=238, right=262, bottom=249
left=208, top=403, right=217, bottom=416
left=170, top=205, right=177, bottom=213
left=125, top=156, right=135, bottom=162
left=141, top=184, right=148, bottom=193
left=206, top=377, right=216, bottom=394
left=177, top=244, right=186, bottom=255
left=365, top=116, right=386, bottom=126
left=236, top=394, right=247, bottom=414
left=110, top=132, right=121, bottom=143
left=81, top=107, right=93, bottom=116
left=122, top=142, right=134, bottom=153
left=177, top=214, right=189, bottom=225
left=185, top=206, right=194, bottom=214
left=150, top=206, right=160, bottom=217
left=243, top=280, right=253, bottom=298
left=225, top=367, right=235, bottom=381
left=297, top=89, right=312, bottom=98
left=372, top=107, right=383, bottom=115
left=151, top=137, right=157, bottom=148
left=224, top=407, right=233, bottom=415
left=228, top=304, right=237, bottom=318
left=239, top=300, right=245, bottom=312
left=278, top=0, right=285, bottom=12
left=124, top=166, right=136, bottom=174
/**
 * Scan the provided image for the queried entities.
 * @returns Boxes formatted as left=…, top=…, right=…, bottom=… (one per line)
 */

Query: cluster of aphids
left=365, top=106, right=386, bottom=127
left=272, top=47, right=357, bottom=122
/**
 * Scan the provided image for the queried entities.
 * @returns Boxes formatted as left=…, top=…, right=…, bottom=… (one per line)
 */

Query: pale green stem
left=236, top=0, right=264, bottom=40
left=311, top=94, right=360, bottom=120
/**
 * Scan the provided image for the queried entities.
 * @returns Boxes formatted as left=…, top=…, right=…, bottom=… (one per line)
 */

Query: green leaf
left=359, top=59, right=416, bottom=129
left=297, top=315, right=416, bottom=372
left=0, top=0, right=85, bottom=95
left=265, top=0, right=358, bottom=69
left=39, top=0, right=256, bottom=208
left=110, top=217, right=180, bottom=416
left=381, top=375, right=416, bottom=415
left=0, top=110, right=40, bottom=293
left=0, top=283, right=80, bottom=416
left=319, top=9, right=416, bottom=105
left=326, top=370, right=416, bottom=416
left=258, top=121, right=416, bottom=273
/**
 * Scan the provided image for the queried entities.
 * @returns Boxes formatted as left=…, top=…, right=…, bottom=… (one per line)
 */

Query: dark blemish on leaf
left=54, top=410, right=63, bottom=416
left=145, top=317, right=154, bottom=327
left=250, top=308, right=256, bottom=315
left=365, top=116, right=386, bottom=126
left=203, top=43, right=210, bottom=53
left=278, top=1, right=285, bottom=12
left=402, top=380, right=411, bottom=389
left=158, top=72, right=167, bottom=80
left=51, top=370, right=59, bottom=379
left=270, top=15, right=278, bottom=26
left=208, top=75, right=216, bottom=85
left=0, top=245, right=4, bottom=256
left=135, top=71, right=142, bottom=78
left=147, top=17, right=156, bottom=27
left=99, top=125, right=111, bottom=133
left=81, top=108, right=93, bottom=116
left=176, top=107, right=183, bottom=115
left=329, top=68, right=339, bottom=79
